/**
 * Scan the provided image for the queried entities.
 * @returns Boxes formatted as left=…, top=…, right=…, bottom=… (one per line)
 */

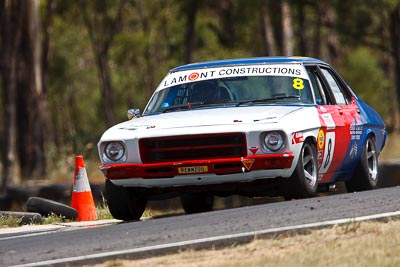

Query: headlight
left=104, top=142, right=126, bottom=162
left=263, top=131, right=284, bottom=152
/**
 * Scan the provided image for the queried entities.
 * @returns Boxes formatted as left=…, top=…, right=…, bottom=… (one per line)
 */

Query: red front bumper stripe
left=100, top=153, right=294, bottom=179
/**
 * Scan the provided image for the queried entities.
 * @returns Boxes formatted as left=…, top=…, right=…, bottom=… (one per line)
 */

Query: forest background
left=0, top=0, right=400, bottom=191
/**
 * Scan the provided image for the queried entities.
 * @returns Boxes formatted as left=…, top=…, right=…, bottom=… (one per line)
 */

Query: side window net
left=320, top=68, right=347, bottom=105
left=306, top=67, right=330, bottom=105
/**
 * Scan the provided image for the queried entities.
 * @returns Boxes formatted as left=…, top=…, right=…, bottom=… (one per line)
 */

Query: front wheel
left=345, top=136, right=379, bottom=192
left=283, top=140, right=318, bottom=199
left=105, top=179, right=147, bottom=221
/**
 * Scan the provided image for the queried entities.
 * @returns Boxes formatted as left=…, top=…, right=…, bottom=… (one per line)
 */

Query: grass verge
left=88, top=219, right=400, bottom=267
left=0, top=205, right=114, bottom=228
left=0, top=215, right=22, bottom=228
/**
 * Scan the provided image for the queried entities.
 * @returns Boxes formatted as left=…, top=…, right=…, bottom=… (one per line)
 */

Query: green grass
left=42, top=213, right=73, bottom=224
left=97, top=205, right=114, bottom=220
left=0, top=215, right=22, bottom=228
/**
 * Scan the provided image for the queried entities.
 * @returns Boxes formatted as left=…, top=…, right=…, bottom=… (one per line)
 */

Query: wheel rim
left=366, top=138, right=378, bottom=182
left=303, top=143, right=317, bottom=188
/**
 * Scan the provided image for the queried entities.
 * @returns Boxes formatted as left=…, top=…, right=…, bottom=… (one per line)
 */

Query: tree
left=136, top=0, right=157, bottom=99
left=296, top=0, right=308, bottom=56
left=391, top=4, right=400, bottom=132
left=281, top=0, right=293, bottom=56
left=335, top=0, right=400, bottom=131
left=183, top=0, right=199, bottom=63
left=0, top=0, right=47, bottom=190
left=259, top=1, right=277, bottom=56
left=0, top=0, right=21, bottom=190
left=17, top=0, right=47, bottom=178
left=78, top=0, right=126, bottom=127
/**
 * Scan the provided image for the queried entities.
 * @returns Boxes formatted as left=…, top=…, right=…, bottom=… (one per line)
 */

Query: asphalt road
left=1, top=186, right=400, bottom=266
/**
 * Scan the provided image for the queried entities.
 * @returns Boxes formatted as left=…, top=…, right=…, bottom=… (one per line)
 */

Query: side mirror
left=127, top=109, right=141, bottom=120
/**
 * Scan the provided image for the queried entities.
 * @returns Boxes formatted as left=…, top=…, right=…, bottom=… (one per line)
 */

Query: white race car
left=98, top=57, right=386, bottom=220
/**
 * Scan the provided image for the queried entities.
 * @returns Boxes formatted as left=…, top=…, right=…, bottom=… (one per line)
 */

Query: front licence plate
left=178, top=166, right=208, bottom=174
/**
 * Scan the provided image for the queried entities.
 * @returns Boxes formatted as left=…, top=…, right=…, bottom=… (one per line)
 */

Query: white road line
left=0, top=219, right=120, bottom=241
left=10, top=210, right=400, bottom=267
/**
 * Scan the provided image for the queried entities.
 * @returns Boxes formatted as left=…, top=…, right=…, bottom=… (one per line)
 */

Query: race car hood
left=101, top=105, right=308, bottom=140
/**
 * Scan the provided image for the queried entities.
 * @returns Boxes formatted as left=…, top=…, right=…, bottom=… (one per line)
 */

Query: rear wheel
left=180, top=193, right=214, bottom=214
left=105, top=179, right=147, bottom=221
left=283, top=140, right=318, bottom=199
left=345, top=136, right=379, bottom=192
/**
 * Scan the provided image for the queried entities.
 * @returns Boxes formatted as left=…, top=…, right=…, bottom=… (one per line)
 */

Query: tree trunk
left=79, top=0, right=126, bottom=127
left=0, top=0, right=24, bottom=189
left=183, top=0, right=198, bottom=64
left=324, top=1, right=340, bottom=64
left=96, top=51, right=115, bottom=127
left=29, top=0, right=46, bottom=177
left=281, top=0, right=293, bottom=56
left=216, top=0, right=235, bottom=48
left=260, top=2, right=277, bottom=56
left=312, top=3, right=322, bottom=58
left=16, top=0, right=46, bottom=178
left=42, top=0, right=55, bottom=99
left=137, top=0, right=156, bottom=99
left=297, top=0, right=308, bottom=56
left=314, top=0, right=340, bottom=64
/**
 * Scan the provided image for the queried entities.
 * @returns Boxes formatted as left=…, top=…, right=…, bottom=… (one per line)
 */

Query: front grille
left=139, top=133, right=247, bottom=163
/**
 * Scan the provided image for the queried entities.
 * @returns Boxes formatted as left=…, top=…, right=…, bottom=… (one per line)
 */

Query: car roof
left=171, top=56, right=328, bottom=72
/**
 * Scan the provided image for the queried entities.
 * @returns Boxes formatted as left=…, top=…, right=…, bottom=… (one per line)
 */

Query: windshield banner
left=157, top=64, right=309, bottom=90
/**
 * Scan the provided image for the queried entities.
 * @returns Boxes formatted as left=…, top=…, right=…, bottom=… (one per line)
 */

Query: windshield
left=144, top=66, right=313, bottom=115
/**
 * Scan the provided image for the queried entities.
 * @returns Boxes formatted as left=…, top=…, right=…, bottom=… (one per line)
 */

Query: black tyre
left=345, top=136, right=379, bottom=192
left=283, top=140, right=318, bottom=199
left=0, top=211, right=43, bottom=225
left=26, top=197, right=78, bottom=220
left=105, top=179, right=147, bottom=221
left=180, top=193, right=214, bottom=214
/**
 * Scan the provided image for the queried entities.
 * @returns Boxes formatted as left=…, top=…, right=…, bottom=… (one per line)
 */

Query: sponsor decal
left=319, top=106, right=327, bottom=112
left=158, top=64, right=309, bottom=90
left=321, top=113, right=336, bottom=130
left=188, top=72, right=199, bottom=81
left=317, top=150, right=323, bottom=160
left=350, top=116, right=363, bottom=140
left=291, top=132, right=304, bottom=144
left=248, top=146, right=259, bottom=155
left=349, top=142, right=358, bottom=159
left=317, top=129, right=325, bottom=150
left=241, top=158, right=255, bottom=171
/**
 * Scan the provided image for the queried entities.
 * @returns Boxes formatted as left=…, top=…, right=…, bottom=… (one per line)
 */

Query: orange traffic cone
left=71, top=155, right=97, bottom=221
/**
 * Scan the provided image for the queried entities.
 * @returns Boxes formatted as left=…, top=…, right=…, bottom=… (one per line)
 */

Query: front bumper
left=100, top=153, right=294, bottom=184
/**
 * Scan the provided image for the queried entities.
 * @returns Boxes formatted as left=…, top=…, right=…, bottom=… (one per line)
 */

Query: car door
left=306, top=65, right=355, bottom=184
left=319, top=67, right=363, bottom=173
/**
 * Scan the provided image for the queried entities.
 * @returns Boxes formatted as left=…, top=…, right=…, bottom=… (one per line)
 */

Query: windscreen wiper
left=236, top=95, right=301, bottom=107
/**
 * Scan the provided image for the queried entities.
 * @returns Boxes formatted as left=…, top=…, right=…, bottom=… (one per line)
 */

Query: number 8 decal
left=319, top=132, right=335, bottom=174
left=293, top=78, right=304, bottom=90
